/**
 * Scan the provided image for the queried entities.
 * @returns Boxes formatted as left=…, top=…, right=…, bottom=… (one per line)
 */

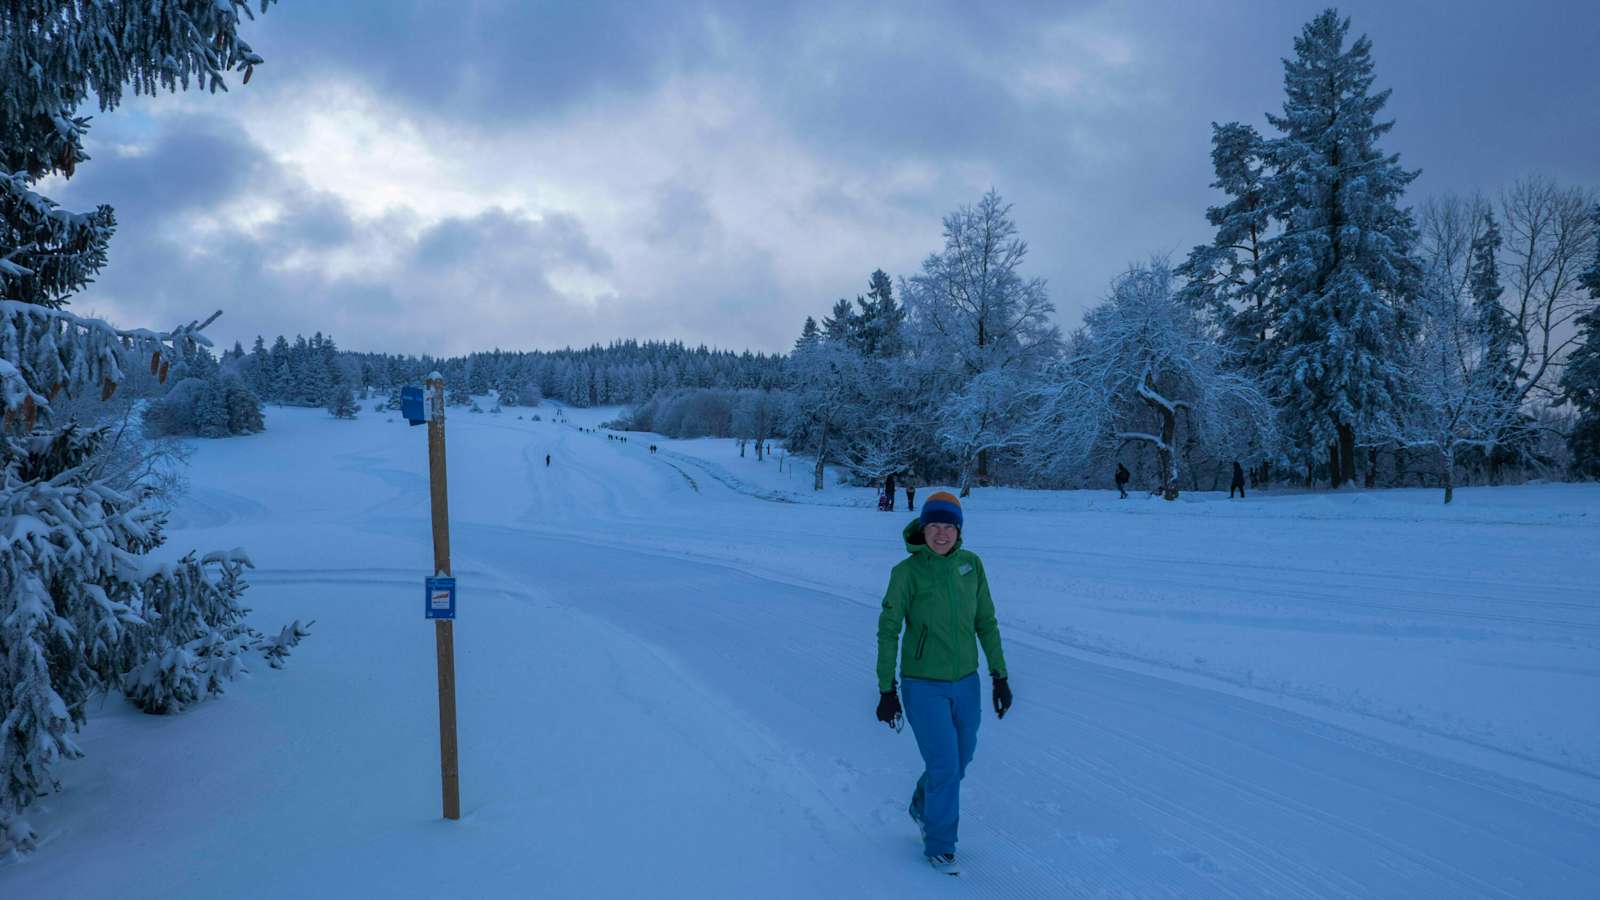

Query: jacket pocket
left=914, top=624, right=929, bottom=660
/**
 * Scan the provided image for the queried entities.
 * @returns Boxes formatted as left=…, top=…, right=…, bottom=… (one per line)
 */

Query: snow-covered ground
left=5, top=401, right=1598, bottom=898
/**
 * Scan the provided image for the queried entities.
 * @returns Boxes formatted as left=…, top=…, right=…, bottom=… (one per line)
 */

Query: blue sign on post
left=425, top=576, right=456, bottom=620
left=401, top=386, right=427, bottom=426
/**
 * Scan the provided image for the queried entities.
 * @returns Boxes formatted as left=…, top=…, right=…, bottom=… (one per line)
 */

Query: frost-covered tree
left=1027, top=259, right=1276, bottom=500
left=1179, top=121, right=1274, bottom=371
left=1370, top=264, right=1530, bottom=502
left=1, top=0, right=284, bottom=855
left=1259, top=9, right=1420, bottom=488
left=1557, top=204, right=1600, bottom=478
left=936, top=367, right=1033, bottom=496
left=904, top=190, right=1060, bottom=483
left=730, top=389, right=782, bottom=461
left=784, top=338, right=862, bottom=490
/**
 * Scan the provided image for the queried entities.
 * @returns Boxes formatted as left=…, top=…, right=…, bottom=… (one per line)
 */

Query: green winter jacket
left=876, top=518, right=1008, bottom=692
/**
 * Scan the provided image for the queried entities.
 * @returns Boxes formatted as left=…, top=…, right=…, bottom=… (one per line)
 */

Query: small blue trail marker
left=426, top=576, right=456, bottom=620
left=401, top=386, right=427, bottom=426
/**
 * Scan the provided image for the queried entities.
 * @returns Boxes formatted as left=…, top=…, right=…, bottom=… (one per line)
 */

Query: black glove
left=876, top=689, right=903, bottom=729
left=992, top=676, right=1012, bottom=719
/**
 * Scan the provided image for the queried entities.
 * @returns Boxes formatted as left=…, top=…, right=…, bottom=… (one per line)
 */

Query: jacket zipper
left=914, top=624, right=929, bottom=661
left=948, top=556, right=959, bottom=680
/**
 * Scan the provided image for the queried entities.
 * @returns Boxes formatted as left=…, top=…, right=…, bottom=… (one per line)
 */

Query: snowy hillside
left=5, top=403, right=1598, bottom=898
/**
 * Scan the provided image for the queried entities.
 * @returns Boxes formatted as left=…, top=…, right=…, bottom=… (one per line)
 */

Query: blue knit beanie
left=919, top=491, right=963, bottom=530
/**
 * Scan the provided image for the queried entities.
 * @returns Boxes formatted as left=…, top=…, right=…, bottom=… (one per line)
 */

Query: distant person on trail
left=881, top=472, right=897, bottom=512
left=545, top=454, right=551, bottom=467
left=1230, top=461, right=1246, bottom=499
left=902, top=470, right=918, bottom=512
left=875, top=492, right=1010, bottom=877
left=1115, top=463, right=1130, bottom=499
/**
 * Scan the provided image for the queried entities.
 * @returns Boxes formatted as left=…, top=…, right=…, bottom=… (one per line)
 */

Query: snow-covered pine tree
left=1, top=0, right=284, bottom=855
left=1259, top=9, right=1420, bottom=488
left=316, top=332, right=343, bottom=403
left=1558, top=204, right=1600, bottom=478
left=1178, top=122, right=1274, bottom=372
left=121, top=551, right=256, bottom=715
left=326, top=381, right=358, bottom=419
left=822, top=298, right=858, bottom=345
left=852, top=269, right=906, bottom=358
left=195, top=379, right=232, bottom=437
left=222, top=375, right=266, bottom=434
left=1467, top=210, right=1530, bottom=480
left=794, top=316, right=821, bottom=353
left=246, top=336, right=271, bottom=398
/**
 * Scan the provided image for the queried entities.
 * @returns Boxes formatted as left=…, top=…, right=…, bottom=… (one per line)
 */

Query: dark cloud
left=53, top=114, right=622, bottom=355
left=40, top=1, right=1600, bottom=355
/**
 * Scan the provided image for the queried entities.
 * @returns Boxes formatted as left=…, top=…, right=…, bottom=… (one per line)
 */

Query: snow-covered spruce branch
left=0, top=300, right=221, bottom=431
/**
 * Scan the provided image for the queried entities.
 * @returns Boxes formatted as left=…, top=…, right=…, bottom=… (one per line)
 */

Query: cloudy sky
left=50, top=1, right=1600, bottom=357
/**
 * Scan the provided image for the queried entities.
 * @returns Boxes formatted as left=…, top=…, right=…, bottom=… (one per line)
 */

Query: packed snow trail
left=5, top=405, right=1597, bottom=898
left=445, top=521, right=1600, bottom=898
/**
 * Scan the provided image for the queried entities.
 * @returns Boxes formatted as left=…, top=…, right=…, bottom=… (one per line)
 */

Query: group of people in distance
left=882, top=460, right=1250, bottom=508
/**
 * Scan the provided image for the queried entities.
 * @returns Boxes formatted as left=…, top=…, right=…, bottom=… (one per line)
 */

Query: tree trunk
left=1338, top=422, right=1357, bottom=487
left=1442, top=446, right=1455, bottom=504
left=1365, top=447, right=1377, bottom=488
left=755, top=438, right=764, bottom=461
left=977, top=447, right=989, bottom=480
left=1328, top=442, right=1342, bottom=489
left=739, top=439, right=746, bottom=458
left=813, top=424, right=828, bottom=491
left=1158, top=407, right=1178, bottom=500
left=958, top=462, right=974, bottom=498
left=1395, top=446, right=1408, bottom=486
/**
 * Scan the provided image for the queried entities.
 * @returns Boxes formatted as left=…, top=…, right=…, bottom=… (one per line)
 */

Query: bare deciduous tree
left=1500, top=176, right=1598, bottom=404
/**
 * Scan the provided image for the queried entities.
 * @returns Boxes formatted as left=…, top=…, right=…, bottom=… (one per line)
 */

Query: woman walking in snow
left=875, top=491, right=1011, bottom=876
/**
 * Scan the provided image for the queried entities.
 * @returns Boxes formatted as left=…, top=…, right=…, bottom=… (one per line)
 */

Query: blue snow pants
left=903, top=673, right=980, bottom=857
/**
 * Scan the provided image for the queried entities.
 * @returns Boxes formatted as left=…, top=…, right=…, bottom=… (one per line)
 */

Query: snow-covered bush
left=620, top=388, right=742, bottom=438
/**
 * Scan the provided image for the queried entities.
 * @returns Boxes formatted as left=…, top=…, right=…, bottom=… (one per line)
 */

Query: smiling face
left=924, top=522, right=959, bottom=556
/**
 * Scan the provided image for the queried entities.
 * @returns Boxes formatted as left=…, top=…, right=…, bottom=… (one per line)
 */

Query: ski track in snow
left=7, top=403, right=1599, bottom=898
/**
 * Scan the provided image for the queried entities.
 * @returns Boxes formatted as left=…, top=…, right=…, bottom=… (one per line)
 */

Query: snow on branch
left=0, top=301, right=221, bottom=432
left=1024, top=258, right=1277, bottom=497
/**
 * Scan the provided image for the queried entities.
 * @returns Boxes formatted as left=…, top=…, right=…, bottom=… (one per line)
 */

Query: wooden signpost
left=420, top=373, right=460, bottom=820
